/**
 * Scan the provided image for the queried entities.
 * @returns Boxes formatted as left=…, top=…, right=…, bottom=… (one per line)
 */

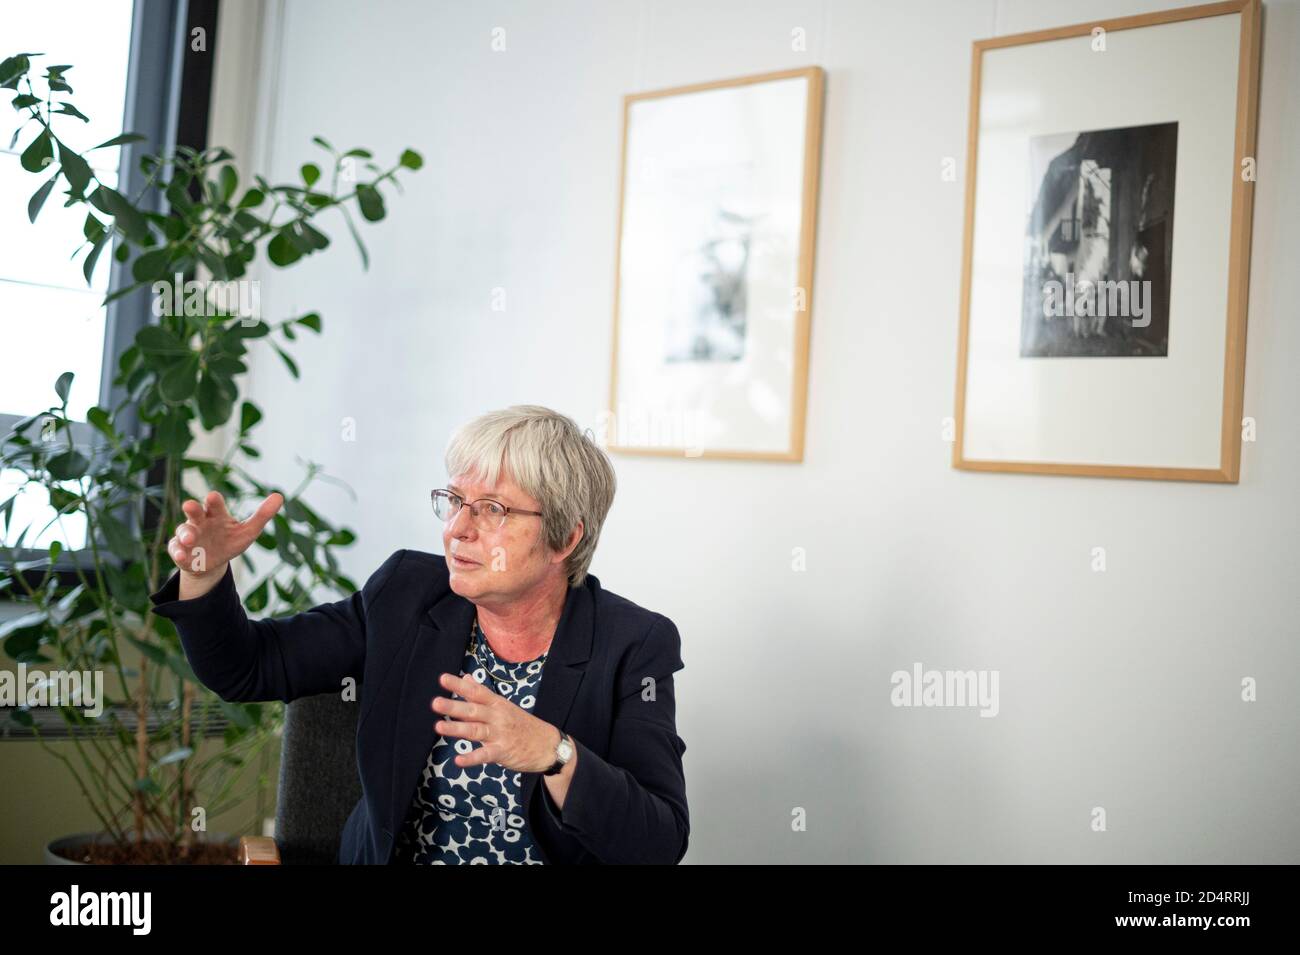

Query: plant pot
left=46, top=831, right=241, bottom=865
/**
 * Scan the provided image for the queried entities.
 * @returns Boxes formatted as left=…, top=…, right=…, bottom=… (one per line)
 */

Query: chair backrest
left=274, top=692, right=361, bottom=864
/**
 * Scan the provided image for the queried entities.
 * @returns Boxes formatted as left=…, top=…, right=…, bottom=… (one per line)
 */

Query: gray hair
left=444, top=405, right=616, bottom=588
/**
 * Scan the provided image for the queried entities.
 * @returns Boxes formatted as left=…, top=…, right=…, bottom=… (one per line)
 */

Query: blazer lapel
left=386, top=574, right=598, bottom=841
left=521, top=578, right=594, bottom=813
left=387, top=597, right=472, bottom=841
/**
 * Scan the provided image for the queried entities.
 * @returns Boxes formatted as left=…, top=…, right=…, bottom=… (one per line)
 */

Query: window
left=1, top=1, right=136, bottom=417
left=1, top=2, right=135, bottom=414
left=1, top=0, right=218, bottom=574
left=1, top=1, right=136, bottom=552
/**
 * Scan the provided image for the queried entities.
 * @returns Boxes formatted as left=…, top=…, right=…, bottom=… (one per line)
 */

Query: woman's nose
left=447, top=504, right=476, bottom=537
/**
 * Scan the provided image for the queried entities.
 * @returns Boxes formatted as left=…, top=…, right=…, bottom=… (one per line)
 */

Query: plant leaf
left=272, top=344, right=299, bottom=379
left=55, top=102, right=89, bottom=122
left=131, top=246, right=172, bottom=283
left=340, top=205, right=368, bottom=269
left=27, top=175, right=57, bottom=223
left=239, top=400, right=262, bottom=435
left=59, top=141, right=93, bottom=198
left=136, top=324, right=189, bottom=358
left=19, top=127, right=52, bottom=173
left=55, top=371, right=74, bottom=403
left=47, top=449, right=89, bottom=480
left=218, top=164, right=238, bottom=202
left=82, top=234, right=108, bottom=285
left=89, top=131, right=145, bottom=150
left=267, top=229, right=301, bottom=267
left=0, top=54, right=34, bottom=88
left=88, top=185, right=148, bottom=242
left=156, top=747, right=194, bottom=767
left=356, top=183, right=384, bottom=222
left=159, top=354, right=200, bottom=402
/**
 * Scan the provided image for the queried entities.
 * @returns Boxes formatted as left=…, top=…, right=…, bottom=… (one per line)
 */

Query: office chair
left=239, top=692, right=361, bottom=865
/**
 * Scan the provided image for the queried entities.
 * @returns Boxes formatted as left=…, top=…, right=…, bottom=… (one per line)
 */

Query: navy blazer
left=147, top=549, right=689, bottom=864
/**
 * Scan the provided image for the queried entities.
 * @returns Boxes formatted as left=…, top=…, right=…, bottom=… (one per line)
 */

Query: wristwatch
left=544, top=730, right=574, bottom=776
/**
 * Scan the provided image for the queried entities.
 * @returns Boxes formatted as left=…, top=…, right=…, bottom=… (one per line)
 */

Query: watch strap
left=544, top=730, right=573, bottom=776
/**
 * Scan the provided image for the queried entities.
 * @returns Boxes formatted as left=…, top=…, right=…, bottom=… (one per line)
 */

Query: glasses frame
left=431, top=488, right=544, bottom=530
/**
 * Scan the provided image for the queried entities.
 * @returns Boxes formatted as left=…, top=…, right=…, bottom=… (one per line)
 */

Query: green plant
left=0, top=52, right=422, bottom=861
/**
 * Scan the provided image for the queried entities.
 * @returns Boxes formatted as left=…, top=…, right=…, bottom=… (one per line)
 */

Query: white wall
left=211, top=0, right=1300, bottom=862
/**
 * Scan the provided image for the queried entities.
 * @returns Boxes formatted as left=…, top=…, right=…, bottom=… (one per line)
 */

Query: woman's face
left=441, top=470, right=567, bottom=607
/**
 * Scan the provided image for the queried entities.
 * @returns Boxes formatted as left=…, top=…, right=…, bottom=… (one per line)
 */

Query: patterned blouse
left=394, top=615, right=550, bottom=864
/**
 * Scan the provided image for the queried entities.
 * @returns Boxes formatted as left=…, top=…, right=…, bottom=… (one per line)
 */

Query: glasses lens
left=479, top=500, right=506, bottom=529
left=434, top=493, right=507, bottom=529
left=432, top=491, right=458, bottom=521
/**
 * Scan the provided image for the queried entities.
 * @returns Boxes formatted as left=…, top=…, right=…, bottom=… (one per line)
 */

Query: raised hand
left=166, top=490, right=283, bottom=598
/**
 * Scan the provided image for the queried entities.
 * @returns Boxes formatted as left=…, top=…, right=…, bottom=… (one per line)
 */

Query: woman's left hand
left=432, top=672, right=561, bottom=773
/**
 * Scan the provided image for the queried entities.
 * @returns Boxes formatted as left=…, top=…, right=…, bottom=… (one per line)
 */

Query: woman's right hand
left=167, top=490, right=284, bottom=600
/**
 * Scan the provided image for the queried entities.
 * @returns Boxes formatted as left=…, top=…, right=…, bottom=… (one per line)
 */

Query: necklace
left=469, top=615, right=547, bottom=690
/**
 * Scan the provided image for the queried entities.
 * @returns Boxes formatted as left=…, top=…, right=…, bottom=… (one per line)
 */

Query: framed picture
left=606, top=67, right=825, bottom=461
left=953, top=0, right=1261, bottom=481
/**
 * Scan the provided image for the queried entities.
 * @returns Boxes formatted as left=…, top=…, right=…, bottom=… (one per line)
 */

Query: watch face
left=558, top=738, right=573, bottom=759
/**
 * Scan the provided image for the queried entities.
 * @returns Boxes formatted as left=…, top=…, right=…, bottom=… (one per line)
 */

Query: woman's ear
left=560, top=521, right=584, bottom=559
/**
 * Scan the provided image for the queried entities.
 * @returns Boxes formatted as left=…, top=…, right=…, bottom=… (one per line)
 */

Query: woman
left=148, top=405, right=688, bottom=864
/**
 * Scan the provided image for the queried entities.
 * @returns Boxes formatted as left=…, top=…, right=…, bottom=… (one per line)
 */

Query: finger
left=430, top=696, right=485, bottom=721
left=241, top=491, right=283, bottom=535
left=440, top=672, right=497, bottom=703
left=453, top=744, right=497, bottom=767
left=206, top=490, right=232, bottom=520
left=180, top=499, right=206, bottom=522
left=174, top=522, right=197, bottom=546
left=167, top=536, right=192, bottom=567
left=435, top=719, right=489, bottom=742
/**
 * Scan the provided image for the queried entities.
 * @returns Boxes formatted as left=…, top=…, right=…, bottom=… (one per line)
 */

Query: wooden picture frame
left=606, top=67, right=825, bottom=462
left=953, top=0, right=1262, bottom=482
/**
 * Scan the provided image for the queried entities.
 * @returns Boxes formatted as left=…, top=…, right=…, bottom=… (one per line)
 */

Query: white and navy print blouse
left=394, top=616, right=549, bottom=864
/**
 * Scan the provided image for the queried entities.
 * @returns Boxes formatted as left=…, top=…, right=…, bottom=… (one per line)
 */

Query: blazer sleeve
left=147, top=550, right=406, bottom=704
left=533, top=613, right=689, bottom=864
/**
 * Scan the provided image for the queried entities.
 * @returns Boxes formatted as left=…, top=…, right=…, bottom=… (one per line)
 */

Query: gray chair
left=239, top=693, right=361, bottom=865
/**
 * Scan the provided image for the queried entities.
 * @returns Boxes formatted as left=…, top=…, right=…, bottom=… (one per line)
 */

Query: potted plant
left=0, top=52, right=422, bottom=863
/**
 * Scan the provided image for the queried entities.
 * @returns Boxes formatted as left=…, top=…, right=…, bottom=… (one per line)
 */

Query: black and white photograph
left=665, top=205, right=755, bottom=363
left=610, top=68, right=821, bottom=458
left=1020, top=122, right=1178, bottom=358
left=957, top=1, right=1259, bottom=482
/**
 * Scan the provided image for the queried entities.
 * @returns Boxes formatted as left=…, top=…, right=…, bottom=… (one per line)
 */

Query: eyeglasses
left=431, top=488, right=544, bottom=531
